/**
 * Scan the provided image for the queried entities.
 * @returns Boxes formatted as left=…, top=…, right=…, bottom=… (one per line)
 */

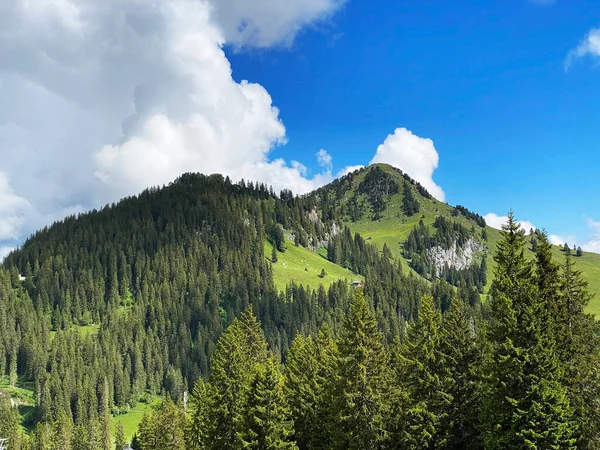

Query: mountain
left=272, top=163, right=600, bottom=311
left=0, top=164, right=599, bottom=443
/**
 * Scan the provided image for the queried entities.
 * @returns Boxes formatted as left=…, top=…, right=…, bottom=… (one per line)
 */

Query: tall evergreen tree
left=439, top=296, right=482, bottom=450
left=393, top=294, right=450, bottom=450
left=483, top=212, right=576, bottom=449
left=558, top=253, right=600, bottom=448
left=333, top=289, right=390, bottom=450
left=241, top=357, right=297, bottom=449
left=201, top=306, right=268, bottom=450
left=285, top=325, right=339, bottom=450
left=114, top=422, right=126, bottom=450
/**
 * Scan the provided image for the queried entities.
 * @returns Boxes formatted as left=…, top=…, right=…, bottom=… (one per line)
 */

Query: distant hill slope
left=309, top=163, right=600, bottom=313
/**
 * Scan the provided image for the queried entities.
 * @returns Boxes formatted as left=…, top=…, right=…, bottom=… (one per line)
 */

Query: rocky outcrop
left=426, top=237, right=484, bottom=276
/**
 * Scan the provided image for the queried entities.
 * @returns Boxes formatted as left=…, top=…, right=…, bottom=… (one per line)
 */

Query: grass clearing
left=112, top=398, right=161, bottom=441
left=266, top=239, right=362, bottom=292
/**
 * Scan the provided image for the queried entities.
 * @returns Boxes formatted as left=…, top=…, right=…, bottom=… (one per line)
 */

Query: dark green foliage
left=393, top=295, right=449, bottom=449
left=454, top=205, right=486, bottom=227
left=241, top=357, right=297, bottom=450
left=402, top=179, right=420, bottom=217
left=439, top=297, right=483, bottom=449
left=483, top=213, right=576, bottom=449
left=285, top=326, right=339, bottom=450
left=556, top=254, right=600, bottom=448
left=0, top=394, right=24, bottom=449
left=357, top=166, right=400, bottom=218
left=332, top=289, right=390, bottom=450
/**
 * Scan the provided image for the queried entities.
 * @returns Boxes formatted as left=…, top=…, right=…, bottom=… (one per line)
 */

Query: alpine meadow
left=1, top=165, right=600, bottom=449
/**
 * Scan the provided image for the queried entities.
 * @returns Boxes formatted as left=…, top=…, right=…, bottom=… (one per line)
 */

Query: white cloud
left=0, top=246, right=15, bottom=262
left=316, top=149, right=333, bottom=171
left=582, top=219, right=600, bottom=253
left=370, top=128, right=445, bottom=201
left=0, top=172, right=31, bottom=241
left=211, top=0, right=346, bottom=48
left=566, top=28, right=600, bottom=69
left=483, top=213, right=537, bottom=234
left=337, top=165, right=365, bottom=177
left=0, top=0, right=343, bottom=248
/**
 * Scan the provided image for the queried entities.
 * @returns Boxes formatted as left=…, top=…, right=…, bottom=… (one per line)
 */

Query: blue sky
left=0, top=0, right=599, bottom=256
left=225, top=0, right=600, bottom=247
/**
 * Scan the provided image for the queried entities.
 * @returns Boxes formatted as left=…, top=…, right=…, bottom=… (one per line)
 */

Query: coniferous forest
left=0, top=170, right=599, bottom=449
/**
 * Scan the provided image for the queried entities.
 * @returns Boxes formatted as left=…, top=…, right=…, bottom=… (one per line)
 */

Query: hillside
left=0, top=165, right=598, bottom=444
left=311, top=163, right=600, bottom=312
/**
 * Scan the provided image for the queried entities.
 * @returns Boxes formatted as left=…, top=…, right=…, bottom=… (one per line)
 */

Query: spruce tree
left=187, top=379, right=212, bottom=450
left=241, top=357, right=297, bottom=449
left=203, top=306, right=268, bottom=449
left=333, top=288, right=390, bottom=450
left=101, top=377, right=112, bottom=450
left=393, top=294, right=450, bottom=449
left=483, top=212, right=576, bottom=449
left=439, top=296, right=482, bottom=450
left=285, top=325, right=339, bottom=450
left=114, top=422, right=126, bottom=450
left=558, top=253, right=600, bottom=448
left=0, top=394, right=22, bottom=449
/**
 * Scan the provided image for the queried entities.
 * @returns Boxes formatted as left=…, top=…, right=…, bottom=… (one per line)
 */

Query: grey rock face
left=426, top=237, right=485, bottom=276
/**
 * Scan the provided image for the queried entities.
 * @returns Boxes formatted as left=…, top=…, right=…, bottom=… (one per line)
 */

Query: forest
left=0, top=171, right=598, bottom=449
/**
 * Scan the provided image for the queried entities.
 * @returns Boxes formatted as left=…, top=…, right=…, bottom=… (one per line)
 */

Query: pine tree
left=558, top=253, right=600, bottom=448
left=483, top=212, right=576, bottom=449
left=0, top=394, right=23, bottom=450
left=101, top=377, right=112, bottom=450
left=151, top=398, right=187, bottom=449
left=188, top=379, right=212, bottom=450
left=114, top=422, right=126, bottom=450
left=137, top=412, right=156, bottom=450
left=333, top=288, right=390, bottom=450
left=393, top=294, right=450, bottom=449
left=202, top=306, right=269, bottom=449
left=241, top=357, right=297, bottom=449
left=50, top=409, right=74, bottom=450
left=439, top=297, right=482, bottom=449
left=285, top=325, right=339, bottom=450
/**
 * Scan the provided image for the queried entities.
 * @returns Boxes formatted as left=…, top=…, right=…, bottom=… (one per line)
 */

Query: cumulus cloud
left=0, top=0, right=343, bottom=249
left=211, top=0, right=346, bottom=48
left=0, top=246, right=14, bottom=262
left=370, top=128, right=445, bottom=201
left=566, top=28, right=600, bottom=69
left=582, top=219, right=600, bottom=253
left=0, top=173, right=31, bottom=241
left=316, top=149, right=333, bottom=171
left=483, top=213, right=537, bottom=234
left=337, top=165, right=365, bottom=177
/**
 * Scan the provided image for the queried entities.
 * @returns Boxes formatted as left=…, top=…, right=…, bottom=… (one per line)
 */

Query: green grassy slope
left=329, top=164, right=600, bottom=313
left=112, top=399, right=159, bottom=442
left=265, top=239, right=362, bottom=292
